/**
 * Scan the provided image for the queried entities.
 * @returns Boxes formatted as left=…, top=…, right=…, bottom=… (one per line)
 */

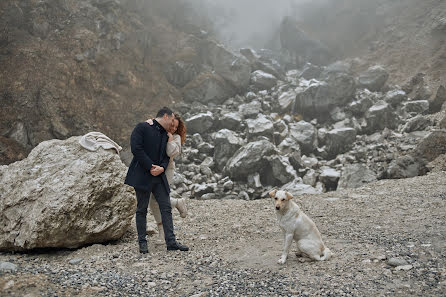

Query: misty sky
left=186, top=0, right=326, bottom=50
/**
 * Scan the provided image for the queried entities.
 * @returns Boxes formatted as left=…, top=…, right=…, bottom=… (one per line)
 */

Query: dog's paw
left=277, top=257, right=286, bottom=265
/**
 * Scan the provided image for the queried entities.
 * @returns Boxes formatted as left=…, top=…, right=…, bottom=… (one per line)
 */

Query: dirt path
left=1, top=172, right=446, bottom=296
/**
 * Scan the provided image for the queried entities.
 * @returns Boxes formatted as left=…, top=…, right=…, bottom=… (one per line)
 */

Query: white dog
left=270, top=189, right=332, bottom=264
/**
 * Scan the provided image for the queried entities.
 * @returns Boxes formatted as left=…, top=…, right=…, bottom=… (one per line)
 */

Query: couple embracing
left=125, top=107, right=189, bottom=254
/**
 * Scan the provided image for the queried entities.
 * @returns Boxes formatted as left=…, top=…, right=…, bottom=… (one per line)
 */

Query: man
left=125, top=106, right=189, bottom=253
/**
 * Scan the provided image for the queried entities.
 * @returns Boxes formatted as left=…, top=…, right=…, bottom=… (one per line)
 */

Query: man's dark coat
left=124, top=121, right=170, bottom=193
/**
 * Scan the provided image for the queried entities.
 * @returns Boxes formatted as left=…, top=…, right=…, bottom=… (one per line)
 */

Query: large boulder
left=337, top=164, right=377, bottom=189
left=288, top=121, right=317, bottom=154
left=223, top=139, right=276, bottom=181
left=401, top=115, right=433, bottom=133
left=277, top=90, right=297, bottom=112
left=182, top=72, right=236, bottom=105
left=163, top=47, right=201, bottom=87
left=215, top=111, right=244, bottom=132
left=213, top=129, right=246, bottom=171
left=318, top=167, right=341, bottom=191
left=364, top=101, right=398, bottom=134
left=325, top=128, right=357, bottom=159
left=245, top=114, right=274, bottom=140
left=263, top=155, right=297, bottom=186
left=402, top=100, right=430, bottom=114
left=357, top=65, right=389, bottom=92
left=386, top=155, right=421, bottom=179
left=414, top=130, right=446, bottom=163
left=0, top=136, right=135, bottom=251
left=199, top=40, right=251, bottom=90
left=185, top=111, right=215, bottom=134
left=428, top=85, right=446, bottom=113
left=294, top=70, right=356, bottom=121
left=250, top=70, right=278, bottom=90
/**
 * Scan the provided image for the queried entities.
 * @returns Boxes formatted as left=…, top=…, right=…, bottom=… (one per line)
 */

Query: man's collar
left=153, top=119, right=167, bottom=133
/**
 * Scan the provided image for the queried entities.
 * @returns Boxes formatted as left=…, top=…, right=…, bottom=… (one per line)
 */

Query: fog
left=183, top=0, right=331, bottom=50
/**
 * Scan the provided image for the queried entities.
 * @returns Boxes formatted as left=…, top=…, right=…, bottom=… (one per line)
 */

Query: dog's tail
left=319, top=247, right=333, bottom=261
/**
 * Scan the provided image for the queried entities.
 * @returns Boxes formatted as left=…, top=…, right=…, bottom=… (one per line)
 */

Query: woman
left=147, top=113, right=187, bottom=244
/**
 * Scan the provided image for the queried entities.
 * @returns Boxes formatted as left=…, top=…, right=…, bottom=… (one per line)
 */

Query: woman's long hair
left=175, top=113, right=186, bottom=145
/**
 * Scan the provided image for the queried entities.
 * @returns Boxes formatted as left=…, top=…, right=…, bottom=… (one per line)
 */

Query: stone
left=250, top=70, right=278, bottom=90
left=288, top=121, right=318, bottom=154
left=213, top=129, right=245, bottom=171
left=387, top=258, right=409, bottom=267
left=223, top=139, right=277, bottom=181
left=0, top=137, right=135, bottom=251
left=357, top=65, right=389, bottom=92
left=337, top=164, right=377, bottom=189
left=428, top=85, right=446, bottom=113
left=185, top=112, right=214, bottom=134
left=245, top=114, right=274, bottom=140
left=182, top=72, right=236, bottom=105
left=325, top=128, right=357, bottom=159
left=0, top=261, right=18, bottom=272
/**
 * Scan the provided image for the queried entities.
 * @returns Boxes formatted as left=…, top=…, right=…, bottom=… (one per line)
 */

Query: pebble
left=387, top=258, right=409, bottom=267
left=68, top=258, right=83, bottom=265
left=395, top=265, right=413, bottom=271
left=0, top=261, right=18, bottom=272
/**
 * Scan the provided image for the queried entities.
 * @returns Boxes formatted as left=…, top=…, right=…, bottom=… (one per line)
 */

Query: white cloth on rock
left=79, top=132, right=122, bottom=154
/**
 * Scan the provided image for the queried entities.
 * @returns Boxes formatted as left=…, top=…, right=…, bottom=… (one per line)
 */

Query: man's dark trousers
left=135, top=178, right=175, bottom=245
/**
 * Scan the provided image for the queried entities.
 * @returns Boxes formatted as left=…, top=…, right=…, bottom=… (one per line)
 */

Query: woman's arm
left=166, top=134, right=181, bottom=158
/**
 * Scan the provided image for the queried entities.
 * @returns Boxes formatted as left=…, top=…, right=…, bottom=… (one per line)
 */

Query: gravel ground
left=1, top=171, right=446, bottom=296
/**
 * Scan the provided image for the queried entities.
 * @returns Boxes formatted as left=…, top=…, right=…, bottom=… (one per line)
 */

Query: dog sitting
left=269, top=189, right=332, bottom=264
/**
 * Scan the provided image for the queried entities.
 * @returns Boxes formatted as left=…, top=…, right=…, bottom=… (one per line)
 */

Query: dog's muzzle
left=275, top=206, right=280, bottom=210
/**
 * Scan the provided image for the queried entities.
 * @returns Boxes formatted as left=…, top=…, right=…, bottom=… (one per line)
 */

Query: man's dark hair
left=156, top=106, right=173, bottom=118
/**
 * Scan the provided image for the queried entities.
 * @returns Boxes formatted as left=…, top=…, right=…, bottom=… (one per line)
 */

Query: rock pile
left=167, top=58, right=446, bottom=201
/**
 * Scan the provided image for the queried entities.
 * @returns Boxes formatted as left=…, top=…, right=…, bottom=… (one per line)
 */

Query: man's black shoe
left=167, top=242, right=189, bottom=251
left=139, top=241, right=149, bottom=254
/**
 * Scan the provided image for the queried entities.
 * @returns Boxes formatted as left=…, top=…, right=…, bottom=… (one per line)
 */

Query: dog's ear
left=269, top=189, right=277, bottom=198
left=285, top=192, right=294, bottom=200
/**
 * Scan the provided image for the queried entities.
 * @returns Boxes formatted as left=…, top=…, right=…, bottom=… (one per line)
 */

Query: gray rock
left=246, top=115, right=274, bottom=140
left=318, top=167, right=341, bottom=191
left=357, top=65, right=389, bottom=92
left=288, top=121, right=317, bottom=154
left=0, top=137, right=134, bottom=251
left=300, top=63, right=323, bottom=80
left=384, top=89, right=407, bottom=107
left=277, top=90, right=296, bottom=112
left=294, top=71, right=356, bottom=121
left=415, top=130, right=446, bottom=162
left=217, top=112, right=244, bottom=131
left=0, top=261, right=18, bottom=272
left=325, top=128, right=356, bottom=159
left=185, top=112, right=214, bottom=134
left=337, top=164, right=377, bottom=189
left=191, top=183, right=215, bottom=198
left=238, top=100, right=263, bottom=119
left=402, top=100, right=430, bottom=114
left=250, top=70, right=278, bottom=90
left=201, top=40, right=251, bottom=89
left=69, top=258, right=84, bottom=265
left=303, top=169, right=318, bottom=186
left=387, top=155, right=421, bottom=179
left=387, top=258, right=409, bottom=267
left=213, top=129, right=245, bottom=171
left=224, top=139, right=276, bottom=181
left=401, top=115, right=433, bottom=133
left=364, top=101, right=398, bottom=134
left=6, top=122, right=29, bottom=147
left=263, top=155, right=297, bottom=186
left=281, top=179, right=320, bottom=196
left=428, top=85, right=446, bottom=113
left=182, top=72, right=236, bottom=105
